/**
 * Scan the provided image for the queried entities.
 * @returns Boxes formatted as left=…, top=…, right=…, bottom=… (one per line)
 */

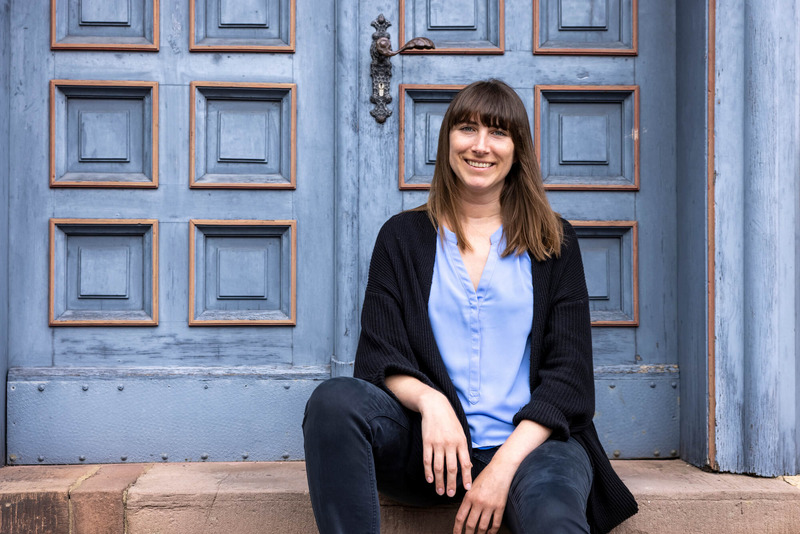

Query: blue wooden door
left=6, top=0, right=335, bottom=464
left=344, top=0, right=679, bottom=459
left=6, top=0, right=679, bottom=464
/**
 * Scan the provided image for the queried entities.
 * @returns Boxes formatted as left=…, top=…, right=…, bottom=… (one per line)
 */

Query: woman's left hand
left=452, top=460, right=516, bottom=534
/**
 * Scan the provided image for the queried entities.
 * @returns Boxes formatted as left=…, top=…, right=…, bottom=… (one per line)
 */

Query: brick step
left=0, top=460, right=798, bottom=533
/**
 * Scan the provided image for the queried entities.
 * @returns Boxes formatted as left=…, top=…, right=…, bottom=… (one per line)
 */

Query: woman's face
left=448, top=119, right=515, bottom=198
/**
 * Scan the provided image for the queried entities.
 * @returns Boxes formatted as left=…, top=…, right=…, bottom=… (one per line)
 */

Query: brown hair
left=422, top=79, right=563, bottom=261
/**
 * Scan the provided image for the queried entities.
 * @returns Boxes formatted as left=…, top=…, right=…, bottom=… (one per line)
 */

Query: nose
left=472, top=131, right=489, bottom=153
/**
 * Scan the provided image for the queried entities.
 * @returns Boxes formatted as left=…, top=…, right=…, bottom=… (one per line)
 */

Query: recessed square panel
left=534, top=0, right=637, bottom=55
left=50, top=80, right=158, bottom=188
left=535, top=86, right=639, bottom=190
left=399, top=85, right=464, bottom=189
left=217, top=247, right=268, bottom=299
left=571, top=221, right=638, bottom=326
left=80, top=0, right=131, bottom=25
left=558, top=0, right=608, bottom=29
left=51, top=0, right=159, bottom=50
left=191, top=83, right=295, bottom=188
left=190, top=220, right=296, bottom=325
left=559, top=114, right=608, bottom=164
left=219, top=0, right=269, bottom=26
left=429, top=0, right=477, bottom=29
left=79, top=111, right=131, bottom=162
left=400, top=0, right=503, bottom=54
left=50, top=219, right=158, bottom=325
left=78, top=246, right=130, bottom=298
left=191, top=0, right=295, bottom=52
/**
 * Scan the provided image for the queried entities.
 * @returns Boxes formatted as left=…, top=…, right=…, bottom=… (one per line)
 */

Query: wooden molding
left=569, top=220, right=639, bottom=327
left=189, top=82, right=297, bottom=189
left=50, top=0, right=160, bottom=51
left=49, top=218, right=159, bottom=326
left=189, top=220, right=297, bottom=326
left=534, top=85, right=640, bottom=191
left=533, top=0, right=637, bottom=56
left=398, top=84, right=466, bottom=191
left=49, top=80, right=159, bottom=188
left=189, top=0, right=295, bottom=52
left=398, top=0, right=504, bottom=55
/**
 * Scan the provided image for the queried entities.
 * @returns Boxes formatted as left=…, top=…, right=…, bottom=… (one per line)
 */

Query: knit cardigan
left=353, top=210, right=638, bottom=534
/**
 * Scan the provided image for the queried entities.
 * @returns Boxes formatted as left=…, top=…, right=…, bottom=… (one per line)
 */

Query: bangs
left=446, top=81, right=521, bottom=131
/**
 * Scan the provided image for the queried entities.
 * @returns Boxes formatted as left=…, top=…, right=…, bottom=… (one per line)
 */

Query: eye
left=458, top=124, right=476, bottom=133
left=491, top=129, right=509, bottom=137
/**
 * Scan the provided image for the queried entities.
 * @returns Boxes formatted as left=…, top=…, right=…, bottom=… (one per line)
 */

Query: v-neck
left=442, top=226, right=503, bottom=299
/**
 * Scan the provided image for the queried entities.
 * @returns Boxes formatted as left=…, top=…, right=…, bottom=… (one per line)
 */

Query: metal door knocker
left=370, top=14, right=435, bottom=123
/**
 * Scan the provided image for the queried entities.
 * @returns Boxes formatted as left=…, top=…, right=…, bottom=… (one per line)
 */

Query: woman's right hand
left=385, top=375, right=473, bottom=497
left=418, top=389, right=473, bottom=497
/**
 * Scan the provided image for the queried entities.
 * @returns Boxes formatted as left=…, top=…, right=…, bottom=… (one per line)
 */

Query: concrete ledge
left=0, top=460, right=798, bottom=533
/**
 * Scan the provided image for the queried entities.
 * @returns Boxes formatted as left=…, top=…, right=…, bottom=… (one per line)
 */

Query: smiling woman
left=303, top=80, right=638, bottom=534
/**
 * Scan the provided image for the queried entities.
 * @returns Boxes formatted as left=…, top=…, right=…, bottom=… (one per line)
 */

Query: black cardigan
left=353, top=210, right=637, bottom=533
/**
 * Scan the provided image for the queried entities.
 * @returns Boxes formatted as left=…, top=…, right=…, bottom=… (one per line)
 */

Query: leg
left=303, top=377, right=443, bottom=534
left=504, top=437, right=593, bottom=534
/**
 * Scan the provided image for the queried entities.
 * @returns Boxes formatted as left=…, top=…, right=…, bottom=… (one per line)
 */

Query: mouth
left=465, top=160, right=494, bottom=168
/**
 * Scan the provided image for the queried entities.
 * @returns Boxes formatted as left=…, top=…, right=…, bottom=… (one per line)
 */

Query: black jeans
left=303, top=377, right=593, bottom=534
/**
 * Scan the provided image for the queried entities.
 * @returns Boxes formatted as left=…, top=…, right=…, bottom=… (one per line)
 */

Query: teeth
left=467, top=160, right=493, bottom=168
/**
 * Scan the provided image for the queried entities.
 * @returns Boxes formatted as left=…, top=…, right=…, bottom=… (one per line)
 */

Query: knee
left=507, top=482, right=588, bottom=533
left=303, top=377, right=368, bottom=435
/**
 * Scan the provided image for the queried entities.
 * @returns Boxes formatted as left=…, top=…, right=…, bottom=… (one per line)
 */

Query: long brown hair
left=422, top=79, right=563, bottom=261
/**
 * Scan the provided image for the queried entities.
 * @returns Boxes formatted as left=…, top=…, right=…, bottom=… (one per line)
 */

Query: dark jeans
left=303, top=377, right=593, bottom=534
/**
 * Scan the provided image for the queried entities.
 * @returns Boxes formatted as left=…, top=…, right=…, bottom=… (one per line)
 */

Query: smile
left=466, top=160, right=494, bottom=168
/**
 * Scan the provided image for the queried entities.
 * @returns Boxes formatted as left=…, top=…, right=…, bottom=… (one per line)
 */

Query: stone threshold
left=0, top=460, right=798, bottom=533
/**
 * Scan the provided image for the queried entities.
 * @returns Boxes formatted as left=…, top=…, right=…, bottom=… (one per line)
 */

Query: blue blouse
left=428, top=226, right=534, bottom=448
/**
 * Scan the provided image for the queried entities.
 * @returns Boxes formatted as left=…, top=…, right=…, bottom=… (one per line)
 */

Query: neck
left=456, top=189, right=502, bottom=227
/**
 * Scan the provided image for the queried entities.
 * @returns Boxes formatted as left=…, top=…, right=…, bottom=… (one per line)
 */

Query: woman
left=303, top=79, right=637, bottom=534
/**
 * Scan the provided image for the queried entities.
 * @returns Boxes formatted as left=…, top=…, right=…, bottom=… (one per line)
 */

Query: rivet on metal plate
left=82, top=384, right=89, bottom=391
left=613, top=450, right=621, bottom=458
left=37, top=384, right=45, bottom=392
left=37, top=456, right=44, bottom=462
left=201, top=453, right=209, bottom=460
left=242, top=452, right=249, bottom=460
left=161, top=453, right=168, bottom=460
left=653, top=450, right=661, bottom=457
left=121, top=456, right=128, bottom=461
left=649, top=382, right=656, bottom=388
left=670, top=450, right=678, bottom=457
left=79, top=455, right=86, bottom=461
left=118, top=385, right=124, bottom=391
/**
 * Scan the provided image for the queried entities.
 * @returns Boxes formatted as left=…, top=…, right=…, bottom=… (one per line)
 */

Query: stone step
left=0, top=460, right=798, bottom=533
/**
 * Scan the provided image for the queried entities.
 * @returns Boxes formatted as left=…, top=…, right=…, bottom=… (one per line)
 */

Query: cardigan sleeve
left=512, top=221, right=595, bottom=440
left=353, top=221, right=438, bottom=394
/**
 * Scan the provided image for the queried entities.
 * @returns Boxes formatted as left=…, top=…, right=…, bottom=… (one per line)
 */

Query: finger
left=446, top=448, right=459, bottom=497
left=423, top=444, right=434, bottom=484
left=477, top=509, right=493, bottom=534
left=488, top=510, right=503, bottom=534
left=433, top=447, right=445, bottom=495
left=453, top=501, right=470, bottom=534
left=459, top=444, right=473, bottom=490
left=464, top=508, right=481, bottom=534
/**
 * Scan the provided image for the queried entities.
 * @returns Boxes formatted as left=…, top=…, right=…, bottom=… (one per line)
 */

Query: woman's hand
left=385, top=375, right=473, bottom=497
left=453, top=460, right=515, bottom=534
left=418, top=389, right=473, bottom=497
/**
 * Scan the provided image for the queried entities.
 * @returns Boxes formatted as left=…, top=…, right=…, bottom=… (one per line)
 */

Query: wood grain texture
left=188, top=220, right=297, bottom=326
left=397, top=84, right=465, bottom=190
left=569, top=220, right=639, bottom=327
left=533, top=0, right=638, bottom=56
left=49, top=219, right=159, bottom=326
left=50, top=0, right=160, bottom=51
left=189, top=82, right=296, bottom=189
left=398, top=0, right=505, bottom=54
left=49, top=80, right=159, bottom=188
left=189, top=0, right=295, bottom=52
left=534, top=85, right=640, bottom=191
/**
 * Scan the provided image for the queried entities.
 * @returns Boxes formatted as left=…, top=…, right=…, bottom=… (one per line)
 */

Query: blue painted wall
left=675, top=0, right=709, bottom=468
left=0, top=0, right=10, bottom=466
